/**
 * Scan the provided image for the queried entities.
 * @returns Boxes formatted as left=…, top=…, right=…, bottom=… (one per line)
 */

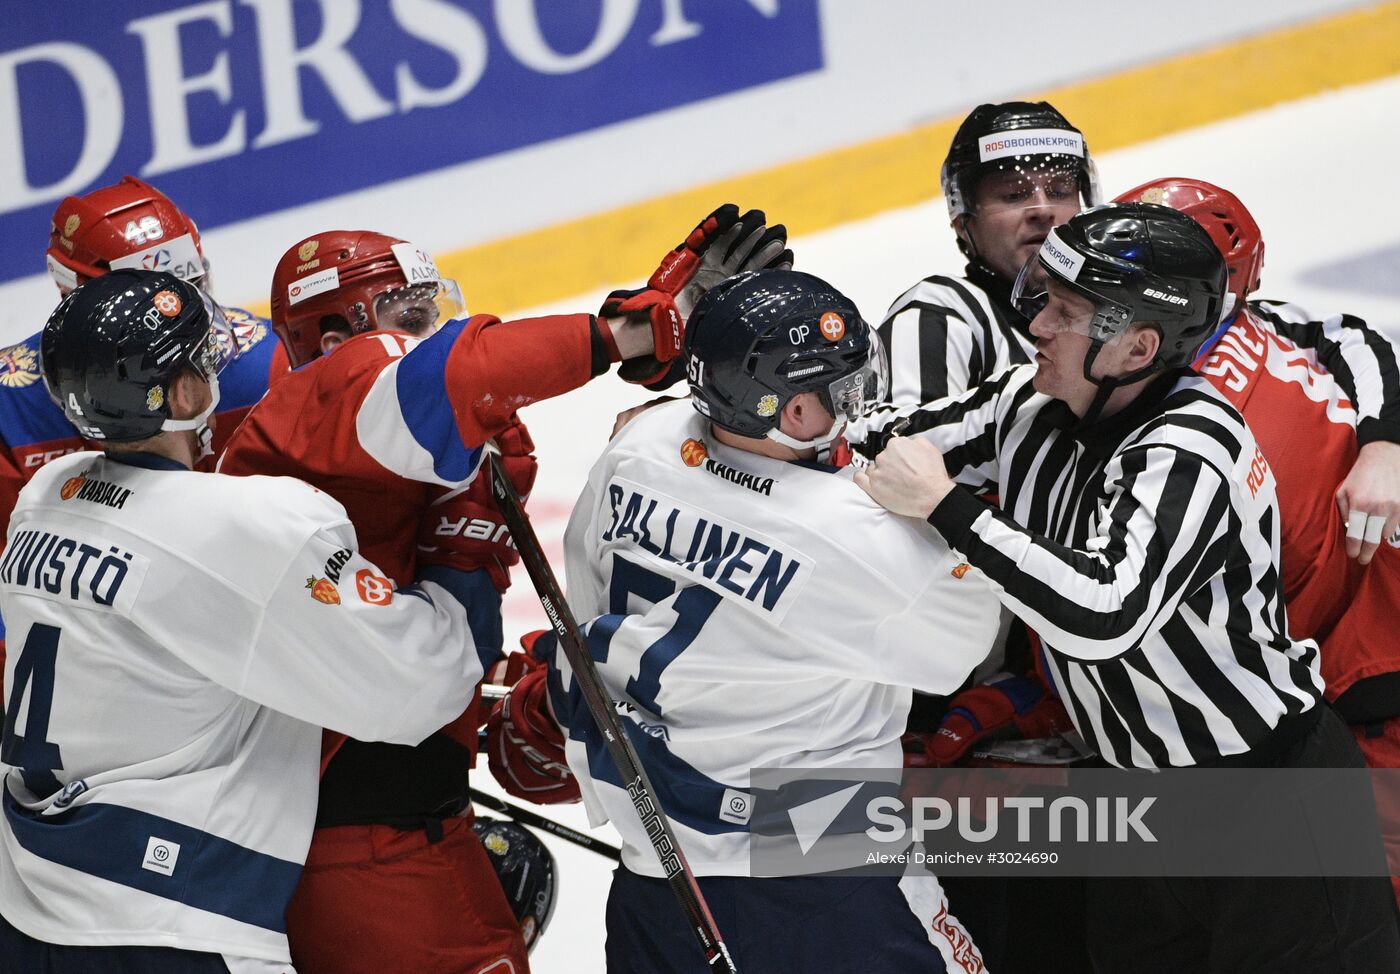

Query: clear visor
left=973, top=161, right=1087, bottom=213
left=822, top=331, right=888, bottom=420
left=373, top=279, right=466, bottom=337
left=1011, top=253, right=1132, bottom=344
left=194, top=293, right=239, bottom=379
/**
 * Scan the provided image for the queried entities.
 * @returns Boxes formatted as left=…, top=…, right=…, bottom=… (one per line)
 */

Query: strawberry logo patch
left=680, top=438, right=708, bottom=467
left=306, top=576, right=340, bottom=605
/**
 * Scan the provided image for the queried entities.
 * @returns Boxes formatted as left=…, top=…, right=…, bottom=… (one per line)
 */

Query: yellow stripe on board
left=249, top=2, right=1400, bottom=318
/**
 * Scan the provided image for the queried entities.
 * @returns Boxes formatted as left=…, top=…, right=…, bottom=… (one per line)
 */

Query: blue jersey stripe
left=3, top=788, right=301, bottom=932
left=414, top=565, right=504, bottom=670
left=394, top=319, right=483, bottom=482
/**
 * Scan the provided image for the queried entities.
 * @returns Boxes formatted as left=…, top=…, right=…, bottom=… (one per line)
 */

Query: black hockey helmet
left=41, top=269, right=236, bottom=442
left=473, top=817, right=557, bottom=954
left=941, top=101, right=1100, bottom=221
left=1011, top=202, right=1227, bottom=380
left=685, top=269, right=886, bottom=443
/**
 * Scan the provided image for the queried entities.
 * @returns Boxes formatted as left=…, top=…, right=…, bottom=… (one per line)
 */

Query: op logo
left=153, top=290, right=182, bottom=317
left=0, top=343, right=41, bottom=388
left=355, top=568, right=394, bottom=605
left=819, top=312, right=846, bottom=341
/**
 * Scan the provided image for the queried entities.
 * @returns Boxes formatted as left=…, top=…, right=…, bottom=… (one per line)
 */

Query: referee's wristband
left=925, top=484, right=985, bottom=548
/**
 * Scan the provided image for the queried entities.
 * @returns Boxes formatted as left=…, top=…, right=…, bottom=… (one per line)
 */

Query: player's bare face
left=965, top=168, right=1081, bottom=280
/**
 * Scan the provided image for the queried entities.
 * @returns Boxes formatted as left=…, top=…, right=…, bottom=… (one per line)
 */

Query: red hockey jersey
left=1198, top=308, right=1398, bottom=708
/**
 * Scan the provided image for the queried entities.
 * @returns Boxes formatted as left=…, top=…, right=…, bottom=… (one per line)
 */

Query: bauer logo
left=1143, top=287, right=1188, bottom=307
left=1040, top=229, right=1084, bottom=282
left=978, top=128, right=1085, bottom=163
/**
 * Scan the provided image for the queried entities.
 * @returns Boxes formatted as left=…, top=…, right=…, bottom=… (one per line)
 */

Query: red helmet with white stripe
left=269, top=230, right=465, bottom=368
left=46, top=176, right=206, bottom=294
left=1114, top=177, right=1264, bottom=319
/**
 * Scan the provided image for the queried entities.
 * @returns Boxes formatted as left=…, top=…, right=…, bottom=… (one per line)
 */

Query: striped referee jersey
left=878, top=261, right=1033, bottom=407
left=857, top=364, right=1325, bottom=769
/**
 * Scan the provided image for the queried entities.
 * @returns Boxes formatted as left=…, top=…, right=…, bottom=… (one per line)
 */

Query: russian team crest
left=0, top=343, right=41, bottom=388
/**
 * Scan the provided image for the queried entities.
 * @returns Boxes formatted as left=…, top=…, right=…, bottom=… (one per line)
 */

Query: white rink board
left=501, top=75, right=1400, bottom=972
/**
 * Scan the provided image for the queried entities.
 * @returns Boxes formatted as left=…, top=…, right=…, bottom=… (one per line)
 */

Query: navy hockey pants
left=0, top=911, right=236, bottom=973
left=605, top=865, right=963, bottom=973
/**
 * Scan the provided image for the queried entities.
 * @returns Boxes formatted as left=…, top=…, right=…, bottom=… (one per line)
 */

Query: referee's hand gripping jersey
left=855, top=204, right=1400, bottom=970
left=857, top=203, right=1325, bottom=770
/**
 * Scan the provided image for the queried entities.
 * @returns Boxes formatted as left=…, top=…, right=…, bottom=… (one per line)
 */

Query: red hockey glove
left=486, top=665, right=580, bottom=804
left=648, top=203, right=793, bottom=319
left=599, top=288, right=685, bottom=385
left=922, top=674, right=1073, bottom=767
left=416, top=417, right=537, bottom=593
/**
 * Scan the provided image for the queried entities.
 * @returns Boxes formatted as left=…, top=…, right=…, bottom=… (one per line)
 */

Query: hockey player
left=217, top=208, right=789, bottom=973
left=0, top=270, right=500, bottom=973
left=488, top=269, right=1000, bottom=973
left=1117, top=176, right=1400, bottom=901
left=856, top=203, right=1400, bottom=971
left=0, top=177, right=286, bottom=669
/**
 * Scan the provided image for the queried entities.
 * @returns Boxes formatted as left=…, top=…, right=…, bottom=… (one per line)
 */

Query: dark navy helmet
left=1011, top=202, right=1228, bottom=377
left=684, top=269, right=886, bottom=442
left=942, top=101, right=1100, bottom=221
left=41, top=269, right=236, bottom=442
left=473, top=817, right=556, bottom=954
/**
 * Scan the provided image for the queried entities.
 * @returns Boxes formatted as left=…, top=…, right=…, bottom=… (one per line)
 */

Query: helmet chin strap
left=160, top=374, right=221, bottom=459
left=765, top=413, right=848, bottom=460
left=1078, top=341, right=1161, bottom=426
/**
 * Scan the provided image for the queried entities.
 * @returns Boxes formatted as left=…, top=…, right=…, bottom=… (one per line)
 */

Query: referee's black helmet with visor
left=1011, top=202, right=1227, bottom=416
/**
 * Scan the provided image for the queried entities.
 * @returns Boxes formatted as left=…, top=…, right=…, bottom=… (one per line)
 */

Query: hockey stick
left=486, top=451, right=740, bottom=973
left=471, top=789, right=621, bottom=861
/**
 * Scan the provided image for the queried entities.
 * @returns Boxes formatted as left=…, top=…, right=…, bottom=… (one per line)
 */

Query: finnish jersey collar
left=104, top=450, right=188, bottom=472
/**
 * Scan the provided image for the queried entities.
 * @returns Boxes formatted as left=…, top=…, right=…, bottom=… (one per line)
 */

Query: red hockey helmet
left=1114, top=177, right=1264, bottom=318
left=269, top=230, right=465, bottom=368
left=46, top=176, right=206, bottom=293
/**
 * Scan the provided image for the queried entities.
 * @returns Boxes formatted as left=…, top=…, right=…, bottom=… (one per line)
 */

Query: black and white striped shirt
left=880, top=268, right=1400, bottom=446
left=858, top=365, right=1324, bottom=769
left=878, top=261, right=1033, bottom=407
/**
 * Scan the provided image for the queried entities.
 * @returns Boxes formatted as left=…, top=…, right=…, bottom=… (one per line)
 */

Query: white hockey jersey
left=0, top=452, right=491, bottom=963
left=553, top=402, right=1002, bottom=876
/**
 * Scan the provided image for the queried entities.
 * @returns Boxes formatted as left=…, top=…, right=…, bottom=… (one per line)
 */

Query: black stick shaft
left=486, top=452, right=739, bottom=973
left=471, top=789, right=622, bottom=861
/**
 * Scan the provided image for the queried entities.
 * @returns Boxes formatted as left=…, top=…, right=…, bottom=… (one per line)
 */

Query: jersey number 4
left=1, top=624, right=64, bottom=796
